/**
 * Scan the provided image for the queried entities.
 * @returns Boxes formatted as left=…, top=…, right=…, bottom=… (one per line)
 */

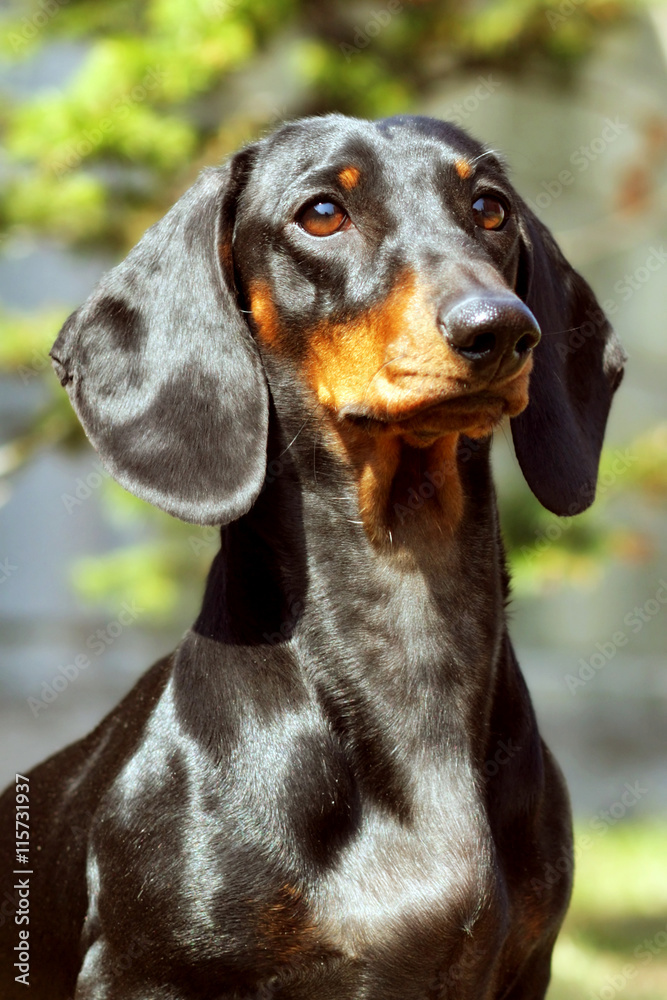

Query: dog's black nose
left=438, top=296, right=541, bottom=377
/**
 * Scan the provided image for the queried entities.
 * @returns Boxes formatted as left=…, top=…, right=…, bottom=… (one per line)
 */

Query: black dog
left=0, top=114, right=624, bottom=998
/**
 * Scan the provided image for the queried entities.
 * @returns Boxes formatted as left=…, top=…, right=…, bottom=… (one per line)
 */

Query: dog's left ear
left=511, top=203, right=626, bottom=516
left=50, top=148, right=269, bottom=526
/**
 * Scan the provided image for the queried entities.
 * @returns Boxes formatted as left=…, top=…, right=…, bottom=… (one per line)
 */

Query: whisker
left=471, top=149, right=499, bottom=164
left=312, top=409, right=329, bottom=484
left=278, top=419, right=310, bottom=457
left=538, top=326, right=583, bottom=337
left=363, top=352, right=411, bottom=401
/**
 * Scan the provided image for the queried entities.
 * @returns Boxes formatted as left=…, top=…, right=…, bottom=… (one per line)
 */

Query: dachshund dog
left=0, top=114, right=625, bottom=999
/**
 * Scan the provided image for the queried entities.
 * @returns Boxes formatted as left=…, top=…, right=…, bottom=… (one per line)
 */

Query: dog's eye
left=472, top=196, right=507, bottom=231
left=298, top=201, right=349, bottom=237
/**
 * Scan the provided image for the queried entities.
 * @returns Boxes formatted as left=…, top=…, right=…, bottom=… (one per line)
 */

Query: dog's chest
left=234, top=797, right=506, bottom=999
left=305, top=767, right=504, bottom=986
left=91, top=685, right=506, bottom=996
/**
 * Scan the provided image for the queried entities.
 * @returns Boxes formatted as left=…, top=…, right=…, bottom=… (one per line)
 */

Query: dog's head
left=51, top=114, right=625, bottom=526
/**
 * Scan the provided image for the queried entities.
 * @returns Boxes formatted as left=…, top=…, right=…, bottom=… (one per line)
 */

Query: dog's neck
left=188, top=410, right=506, bottom=776
left=195, top=389, right=507, bottom=660
left=188, top=407, right=509, bottom=781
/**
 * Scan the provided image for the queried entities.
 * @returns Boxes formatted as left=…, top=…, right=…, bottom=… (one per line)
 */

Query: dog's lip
left=339, top=389, right=508, bottom=427
left=336, top=361, right=532, bottom=430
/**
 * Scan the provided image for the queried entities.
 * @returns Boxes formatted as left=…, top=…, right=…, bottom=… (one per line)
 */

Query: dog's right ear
left=50, top=148, right=268, bottom=526
left=511, top=202, right=626, bottom=517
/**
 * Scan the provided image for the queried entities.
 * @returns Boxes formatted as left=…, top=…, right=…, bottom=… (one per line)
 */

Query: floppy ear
left=511, top=204, right=626, bottom=516
left=50, top=150, right=268, bottom=526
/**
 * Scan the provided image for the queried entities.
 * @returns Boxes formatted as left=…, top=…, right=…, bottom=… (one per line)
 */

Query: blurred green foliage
left=503, top=424, right=667, bottom=595
left=550, top=821, right=667, bottom=999
left=0, top=0, right=640, bottom=248
left=0, top=0, right=664, bottom=619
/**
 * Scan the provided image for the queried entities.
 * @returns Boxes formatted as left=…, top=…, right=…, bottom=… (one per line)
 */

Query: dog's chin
left=341, top=391, right=527, bottom=447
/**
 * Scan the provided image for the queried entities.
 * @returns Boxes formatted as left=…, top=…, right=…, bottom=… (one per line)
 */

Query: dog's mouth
left=342, top=397, right=501, bottom=442
left=339, top=374, right=530, bottom=445
left=324, top=363, right=533, bottom=545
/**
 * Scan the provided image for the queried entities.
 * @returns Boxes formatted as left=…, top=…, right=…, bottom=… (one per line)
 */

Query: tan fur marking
left=425, top=434, right=464, bottom=533
left=327, top=423, right=465, bottom=546
left=455, top=158, right=473, bottom=180
left=218, top=239, right=234, bottom=276
left=253, top=269, right=533, bottom=549
left=305, top=272, right=471, bottom=418
left=336, top=429, right=403, bottom=543
left=257, top=883, right=319, bottom=961
left=249, top=281, right=281, bottom=346
left=338, top=166, right=361, bottom=190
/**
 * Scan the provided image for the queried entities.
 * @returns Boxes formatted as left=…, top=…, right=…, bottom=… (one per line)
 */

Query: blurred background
left=0, top=0, right=665, bottom=994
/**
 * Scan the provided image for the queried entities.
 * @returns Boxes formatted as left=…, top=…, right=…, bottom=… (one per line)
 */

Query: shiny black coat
left=0, top=114, right=625, bottom=999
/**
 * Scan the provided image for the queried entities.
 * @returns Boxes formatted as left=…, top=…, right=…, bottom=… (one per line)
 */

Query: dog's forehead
left=244, top=114, right=497, bottom=209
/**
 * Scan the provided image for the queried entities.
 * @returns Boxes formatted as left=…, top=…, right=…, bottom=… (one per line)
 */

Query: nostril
left=458, top=331, right=496, bottom=359
left=515, top=330, right=539, bottom=356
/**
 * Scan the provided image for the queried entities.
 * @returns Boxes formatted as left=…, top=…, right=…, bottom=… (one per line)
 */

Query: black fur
left=0, top=114, right=624, bottom=999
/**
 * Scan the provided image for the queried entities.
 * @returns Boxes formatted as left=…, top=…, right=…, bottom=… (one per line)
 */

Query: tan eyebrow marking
left=249, top=281, right=281, bottom=346
left=338, top=166, right=361, bottom=190
left=455, top=158, right=473, bottom=180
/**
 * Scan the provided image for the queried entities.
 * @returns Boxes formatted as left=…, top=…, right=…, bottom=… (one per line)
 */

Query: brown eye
left=472, top=196, right=507, bottom=231
left=298, top=201, right=349, bottom=236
